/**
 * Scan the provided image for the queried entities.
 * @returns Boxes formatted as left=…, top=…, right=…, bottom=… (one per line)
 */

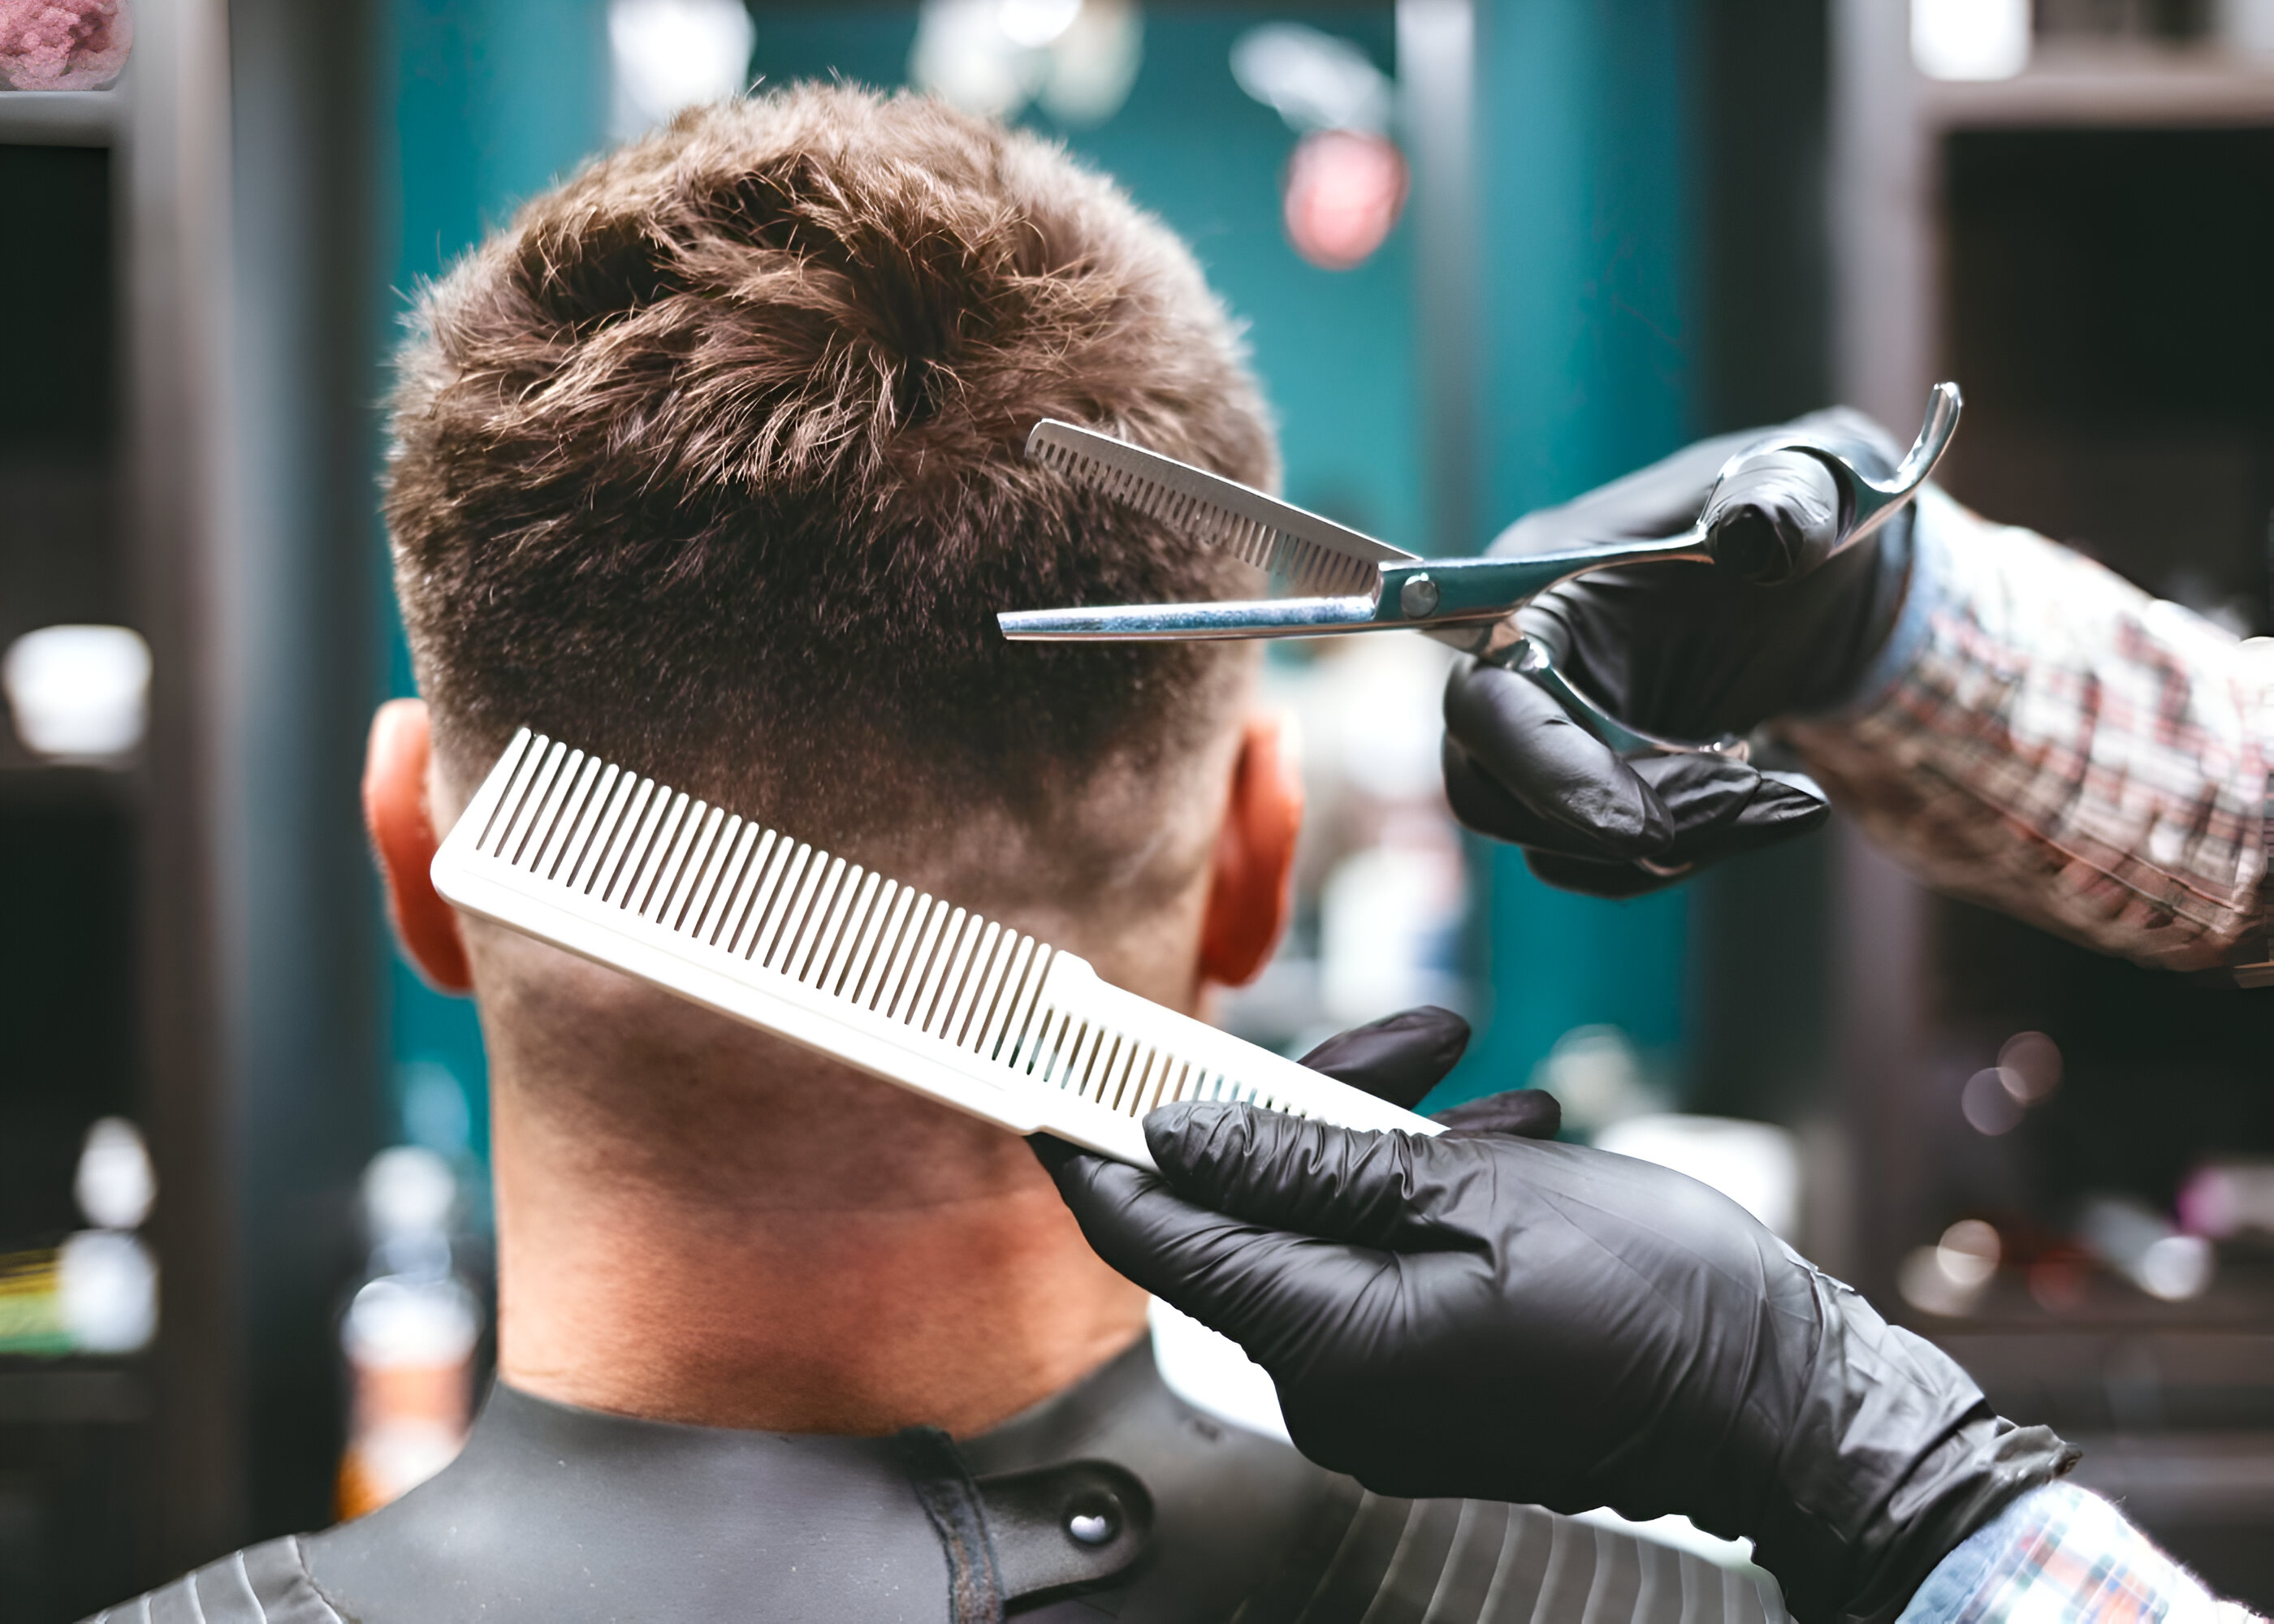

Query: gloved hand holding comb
left=1035, top=1006, right=2078, bottom=1624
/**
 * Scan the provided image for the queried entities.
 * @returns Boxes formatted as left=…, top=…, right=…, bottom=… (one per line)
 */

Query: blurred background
left=4, top=0, right=2274, bottom=1613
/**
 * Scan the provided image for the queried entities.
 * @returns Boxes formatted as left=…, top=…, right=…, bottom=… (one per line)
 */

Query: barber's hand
left=1446, top=409, right=1915, bottom=896
left=1040, top=1103, right=2076, bottom=1624
left=1286, top=1004, right=1558, bottom=1137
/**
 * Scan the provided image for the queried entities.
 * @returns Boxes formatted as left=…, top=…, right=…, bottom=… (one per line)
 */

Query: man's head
left=361, top=86, right=1308, bottom=1428
left=366, top=84, right=1300, bottom=1084
left=389, top=81, right=1278, bottom=892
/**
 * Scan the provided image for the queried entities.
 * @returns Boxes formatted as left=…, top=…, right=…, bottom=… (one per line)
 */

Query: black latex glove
left=1290, top=1004, right=1559, bottom=1138
left=1040, top=1106, right=2077, bottom=1624
left=1445, top=408, right=1917, bottom=896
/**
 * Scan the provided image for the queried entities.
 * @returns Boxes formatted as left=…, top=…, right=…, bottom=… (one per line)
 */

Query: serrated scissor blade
left=1027, top=419, right=1415, bottom=598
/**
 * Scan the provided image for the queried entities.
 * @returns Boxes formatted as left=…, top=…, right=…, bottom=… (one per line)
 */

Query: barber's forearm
left=1897, top=1483, right=2259, bottom=1623
left=1782, top=489, right=2274, bottom=974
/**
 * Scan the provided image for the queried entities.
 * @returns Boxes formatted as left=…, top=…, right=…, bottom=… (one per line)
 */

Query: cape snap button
left=1064, top=1493, right=1121, bottom=1546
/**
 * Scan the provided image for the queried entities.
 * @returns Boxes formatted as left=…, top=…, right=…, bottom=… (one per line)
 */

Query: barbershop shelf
left=1922, top=45, right=2274, bottom=127
left=0, top=92, right=118, bottom=148
left=0, top=1364, right=151, bottom=1426
left=1940, top=1324, right=2274, bottom=1605
left=2068, top=1430, right=2274, bottom=1511
left=1941, top=1327, right=2274, bottom=1432
left=1909, top=1252, right=2274, bottom=1419
left=0, top=762, right=134, bottom=812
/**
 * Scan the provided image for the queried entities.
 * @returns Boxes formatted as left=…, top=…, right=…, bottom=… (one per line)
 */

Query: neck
left=486, top=1037, right=1152, bottom=1437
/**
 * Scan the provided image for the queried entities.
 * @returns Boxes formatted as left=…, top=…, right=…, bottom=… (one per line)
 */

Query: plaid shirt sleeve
left=1781, top=488, right=2274, bottom=976
left=1897, top=1483, right=2258, bottom=1624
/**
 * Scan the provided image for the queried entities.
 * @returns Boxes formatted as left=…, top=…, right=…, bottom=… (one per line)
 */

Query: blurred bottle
left=337, top=1147, right=480, bottom=1520
left=2179, top=1158, right=2274, bottom=1239
left=0, top=1116, right=158, bottom=1358
left=2224, top=0, right=2274, bottom=51
left=2078, top=1194, right=2214, bottom=1303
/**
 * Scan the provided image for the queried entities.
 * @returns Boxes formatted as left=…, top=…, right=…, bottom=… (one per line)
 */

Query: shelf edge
left=0, top=90, right=120, bottom=148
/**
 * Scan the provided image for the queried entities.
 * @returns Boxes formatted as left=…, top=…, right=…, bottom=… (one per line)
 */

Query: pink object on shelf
left=1282, top=129, right=1407, bottom=273
left=0, top=0, right=132, bottom=93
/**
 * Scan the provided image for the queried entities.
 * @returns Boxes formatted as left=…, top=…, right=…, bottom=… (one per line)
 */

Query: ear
left=1197, top=712, right=1303, bottom=990
left=363, top=698, right=473, bottom=993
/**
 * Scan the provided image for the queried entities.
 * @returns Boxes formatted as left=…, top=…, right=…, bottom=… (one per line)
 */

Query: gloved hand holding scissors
left=1003, top=389, right=1960, bottom=902
left=1034, top=1007, right=2081, bottom=1624
left=1444, top=408, right=1919, bottom=896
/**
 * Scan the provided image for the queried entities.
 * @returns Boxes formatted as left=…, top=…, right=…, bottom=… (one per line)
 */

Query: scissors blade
left=999, top=594, right=1385, bottom=641
left=1027, top=419, right=1416, bottom=598
left=998, top=547, right=1715, bottom=645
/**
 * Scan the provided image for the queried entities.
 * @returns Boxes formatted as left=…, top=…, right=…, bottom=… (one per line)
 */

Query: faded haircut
left=384, top=84, right=1273, bottom=905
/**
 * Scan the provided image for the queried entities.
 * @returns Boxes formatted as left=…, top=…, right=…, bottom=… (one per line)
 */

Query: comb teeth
left=1027, top=423, right=1411, bottom=600
left=471, top=736, right=1058, bottom=1060
left=436, top=732, right=1437, bottom=1163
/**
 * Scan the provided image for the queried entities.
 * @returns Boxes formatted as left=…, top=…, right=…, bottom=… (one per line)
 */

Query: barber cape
left=85, top=1337, right=1789, bottom=1623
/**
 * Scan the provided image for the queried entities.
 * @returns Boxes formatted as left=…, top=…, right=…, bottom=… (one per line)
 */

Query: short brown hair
left=385, top=84, right=1273, bottom=891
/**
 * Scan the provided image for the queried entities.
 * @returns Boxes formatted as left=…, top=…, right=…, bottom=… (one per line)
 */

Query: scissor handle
left=1708, top=382, right=1961, bottom=583
left=1476, top=634, right=1749, bottom=762
left=1460, top=382, right=1965, bottom=759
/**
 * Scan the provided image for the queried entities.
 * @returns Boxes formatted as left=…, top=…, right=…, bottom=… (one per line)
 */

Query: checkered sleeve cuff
left=1896, top=1483, right=2257, bottom=1624
left=1783, top=488, right=2274, bottom=974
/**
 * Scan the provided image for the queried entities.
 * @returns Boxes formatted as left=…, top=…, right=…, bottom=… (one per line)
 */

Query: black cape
left=84, top=1338, right=1788, bottom=1622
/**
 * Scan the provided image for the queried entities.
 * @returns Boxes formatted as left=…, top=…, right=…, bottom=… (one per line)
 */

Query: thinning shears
left=1000, top=384, right=1961, bottom=759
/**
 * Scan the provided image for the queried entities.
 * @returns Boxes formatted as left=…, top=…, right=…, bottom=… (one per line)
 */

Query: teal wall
left=378, top=0, right=611, bottom=1171
left=372, top=0, right=1706, bottom=1142
left=1441, top=0, right=1700, bottom=1104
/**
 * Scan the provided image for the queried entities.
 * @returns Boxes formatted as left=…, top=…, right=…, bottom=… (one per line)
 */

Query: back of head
left=387, top=85, right=1275, bottom=931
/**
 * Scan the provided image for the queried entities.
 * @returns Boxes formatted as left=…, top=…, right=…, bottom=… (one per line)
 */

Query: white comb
left=431, top=731, right=1442, bottom=1168
left=1027, top=420, right=1416, bottom=599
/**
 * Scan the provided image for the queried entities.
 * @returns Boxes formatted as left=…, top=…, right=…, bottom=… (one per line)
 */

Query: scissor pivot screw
left=1399, top=574, right=1441, bottom=618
